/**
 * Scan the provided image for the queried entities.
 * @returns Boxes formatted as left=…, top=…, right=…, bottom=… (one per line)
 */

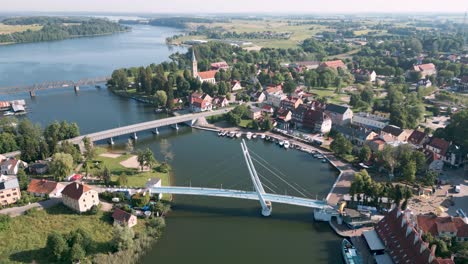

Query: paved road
left=0, top=198, right=61, bottom=217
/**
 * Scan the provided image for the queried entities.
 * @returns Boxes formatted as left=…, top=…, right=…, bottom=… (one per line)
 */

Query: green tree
left=69, top=243, right=85, bottom=262
left=136, top=150, right=145, bottom=171
left=118, top=173, right=128, bottom=186
left=359, top=145, right=372, bottom=162
left=110, top=69, right=129, bottom=91
left=144, top=148, right=156, bottom=170
left=402, top=160, right=417, bottom=182
left=83, top=137, right=96, bottom=161
left=112, top=225, right=135, bottom=251
left=330, top=133, right=352, bottom=156
left=16, top=169, right=29, bottom=190
left=154, top=90, right=167, bottom=108
left=0, top=214, right=11, bottom=232
left=0, top=132, right=18, bottom=153
left=283, top=80, right=296, bottom=95
left=50, top=152, right=74, bottom=181
left=102, top=166, right=111, bottom=185
left=46, top=232, right=69, bottom=261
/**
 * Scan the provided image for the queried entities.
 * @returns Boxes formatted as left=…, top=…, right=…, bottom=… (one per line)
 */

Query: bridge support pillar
left=132, top=133, right=138, bottom=140
left=173, top=124, right=179, bottom=130
left=30, top=90, right=36, bottom=98
left=152, top=128, right=159, bottom=135
left=74, top=85, right=80, bottom=93
left=261, top=201, right=272, bottom=217
left=108, top=137, right=114, bottom=145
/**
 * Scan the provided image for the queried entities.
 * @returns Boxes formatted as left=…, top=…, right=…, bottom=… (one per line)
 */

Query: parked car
left=454, top=185, right=461, bottom=193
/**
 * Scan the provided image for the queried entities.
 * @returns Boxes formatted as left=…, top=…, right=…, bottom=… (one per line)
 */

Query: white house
left=0, top=158, right=25, bottom=175
left=146, top=178, right=162, bottom=200
left=61, top=182, right=99, bottom=213
left=266, top=91, right=286, bottom=108
left=352, top=112, right=390, bottom=130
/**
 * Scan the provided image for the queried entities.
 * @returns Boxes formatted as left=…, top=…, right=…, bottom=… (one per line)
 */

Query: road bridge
left=66, top=107, right=233, bottom=145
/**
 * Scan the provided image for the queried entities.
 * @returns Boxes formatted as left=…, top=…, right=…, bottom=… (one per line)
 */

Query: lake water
left=0, top=24, right=185, bottom=88
left=0, top=24, right=342, bottom=263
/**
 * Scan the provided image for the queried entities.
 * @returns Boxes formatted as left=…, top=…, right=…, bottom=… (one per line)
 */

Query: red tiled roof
left=418, top=63, right=436, bottom=71
left=265, top=85, right=283, bottom=94
left=321, top=60, right=346, bottom=69
left=210, top=61, right=229, bottom=69
left=417, top=215, right=468, bottom=238
left=197, top=70, right=217, bottom=80
left=0, top=101, right=10, bottom=108
left=27, top=179, right=62, bottom=195
left=375, top=209, right=454, bottom=264
left=112, top=208, right=134, bottom=223
left=61, top=182, right=92, bottom=200
left=408, top=130, right=427, bottom=145
left=428, top=137, right=450, bottom=156
left=262, top=105, right=274, bottom=111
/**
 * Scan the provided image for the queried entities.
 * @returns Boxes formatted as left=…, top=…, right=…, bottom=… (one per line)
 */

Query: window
left=6, top=194, right=11, bottom=197
left=13, top=192, right=17, bottom=196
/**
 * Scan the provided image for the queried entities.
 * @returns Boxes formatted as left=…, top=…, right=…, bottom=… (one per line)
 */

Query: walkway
left=0, top=198, right=61, bottom=217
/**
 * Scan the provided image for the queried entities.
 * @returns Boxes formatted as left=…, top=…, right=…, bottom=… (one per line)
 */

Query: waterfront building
left=324, top=104, right=353, bottom=126
left=280, top=96, right=303, bottom=111
left=190, top=92, right=213, bottom=112
left=249, top=106, right=263, bottom=120
left=380, top=125, right=411, bottom=142
left=27, top=179, right=64, bottom=198
left=352, top=112, right=389, bottom=130
left=333, top=125, right=378, bottom=146
left=0, top=175, right=21, bottom=206
left=61, top=182, right=99, bottom=213
left=192, top=50, right=217, bottom=84
left=302, top=108, right=332, bottom=134
left=146, top=178, right=162, bottom=200
left=112, top=208, right=138, bottom=228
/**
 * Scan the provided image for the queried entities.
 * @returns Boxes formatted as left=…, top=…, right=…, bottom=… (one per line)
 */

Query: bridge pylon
left=241, top=139, right=272, bottom=216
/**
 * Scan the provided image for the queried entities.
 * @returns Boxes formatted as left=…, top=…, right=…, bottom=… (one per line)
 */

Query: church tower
left=192, top=49, right=198, bottom=78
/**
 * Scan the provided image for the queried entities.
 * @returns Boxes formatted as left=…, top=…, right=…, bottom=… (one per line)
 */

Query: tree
left=50, top=153, right=74, bottom=181
left=136, top=150, right=145, bottom=171
left=330, top=133, right=352, bottom=156
left=110, top=69, right=129, bottom=91
left=0, top=214, right=11, bottom=232
left=283, top=80, right=296, bottom=95
left=102, top=166, right=111, bottom=185
left=69, top=243, right=85, bottom=262
left=154, top=90, right=167, bottom=108
left=0, top=133, right=18, bottom=153
left=83, top=137, right=96, bottom=161
left=359, top=145, right=372, bottom=162
left=380, top=145, right=397, bottom=176
left=16, top=169, right=29, bottom=190
left=262, top=115, right=274, bottom=131
left=402, top=160, right=417, bottom=182
left=144, top=148, right=156, bottom=170
left=46, top=232, right=69, bottom=261
left=112, top=225, right=135, bottom=251
left=118, top=173, right=128, bottom=186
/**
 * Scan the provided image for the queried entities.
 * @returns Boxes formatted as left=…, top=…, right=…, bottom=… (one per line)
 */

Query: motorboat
left=3, top=111, right=14, bottom=116
left=261, top=134, right=266, bottom=139
left=235, top=132, right=242, bottom=138
left=246, top=132, right=253, bottom=140
left=279, top=140, right=284, bottom=147
left=283, top=141, right=290, bottom=149
left=252, top=134, right=257, bottom=139
left=342, top=239, right=362, bottom=264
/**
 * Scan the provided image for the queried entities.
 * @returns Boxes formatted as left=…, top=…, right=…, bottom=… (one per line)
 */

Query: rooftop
left=61, top=182, right=92, bottom=200
left=27, top=179, right=63, bottom=194
left=325, top=103, right=350, bottom=115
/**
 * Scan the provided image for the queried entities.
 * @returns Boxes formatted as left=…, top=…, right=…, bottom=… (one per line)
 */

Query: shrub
left=0, top=214, right=11, bottom=232
left=156, top=162, right=171, bottom=173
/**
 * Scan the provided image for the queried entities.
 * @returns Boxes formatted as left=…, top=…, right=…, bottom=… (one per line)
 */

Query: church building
left=192, top=50, right=217, bottom=84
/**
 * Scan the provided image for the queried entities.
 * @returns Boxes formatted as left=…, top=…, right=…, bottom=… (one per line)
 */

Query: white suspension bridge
left=150, top=140, right=332, bottom=216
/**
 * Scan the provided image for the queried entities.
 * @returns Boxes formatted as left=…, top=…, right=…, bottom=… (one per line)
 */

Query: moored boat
left=342, top=239, right=362, bottom=264
left=283, top=141, right=290, bottom=149
left=246, top=132, right=252, bottom=140
left=260, top=134, right=266, bottom=139
left=279, top=140, right=284, bottom=147
left=252, top=134, right=257, bottom=139
left=235, top=132, right=242, bottom=138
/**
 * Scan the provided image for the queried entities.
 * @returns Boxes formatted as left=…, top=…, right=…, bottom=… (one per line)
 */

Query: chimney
left=431, top=244, right=437, bottom=255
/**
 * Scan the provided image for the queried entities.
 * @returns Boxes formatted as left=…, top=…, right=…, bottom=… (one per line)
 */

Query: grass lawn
left=309, top=88, right=347, bottom=104
left=89, top=148, right=171, bottom=188
left=0, top=23, right=42, bottom=34
left=0, top=204, right=114, bottom=264
left=239, top=119, right=252, bottom=128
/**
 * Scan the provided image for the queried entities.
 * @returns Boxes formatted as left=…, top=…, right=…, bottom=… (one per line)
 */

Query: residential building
left=0, top=158, right=24, bottom=175
left=212, top=96, right=229, bottom=108
left=0, top=175, right=21, bottom=206
left=352, top=112, right=389, bottom=130
left=444, top=144, right=464, bottom=167
left=28, top=162, right=49, bottom=175
left=276, top=108, right=292, bottom=122
left=230, top=80, right=243, bottom=92
left=251, top=91, right=266, bottom=103
left=291, top=104, right=308, bottom=128
left=261, top=104, right=275, bottom=115
left=417, top=79, right=433, bottom=88
left=413, top=63, right=437, bottom=78
left=190, top=92, right=213, bottom=112
left=302, top=109, right=332, bottom=133
left=280, top=96, right=303, bottom=111
left=425, top=137, right=450, bottom=161
left=210, top=61, right=229, bottom=71
left=146, top=178, right=162, bottom=200
left=249, top=106, right=263, bottom=120
left=291, top=61, right=320, bottom=70
left=352, top=69, right=376, bottom=82
left=320, top=60, right=347, bottom=70
left=334, top=125, right=378, bottom=146
left=27, top=179, right=64, bottom=198
left=407, top=130, right=429, bottom=148
left=380, top=125, right=411, bottom=142
left=266, top=91, right=287, bottom=108
left=368, top=138, right=386, bottom=153
left=324, top=104, right=353, bottom=126
left=61, top=182, right=99, bottom=213
left=112, top=208, right=138, bottom=228
left=416, top=214, right=468, bottom=242
left=373, top=209, right=454, bottom=264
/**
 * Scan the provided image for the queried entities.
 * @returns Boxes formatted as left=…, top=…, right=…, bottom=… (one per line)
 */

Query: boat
left=283, top=141, right=290, bottom=149
left=218, top=131, right=223, bottom=136
left=235, top=132, right=242, bottom=138
left=342, top=239, right=362, bottom=264
left=261, top=134, right=266, bottom=139
left=279, top=140, right=284, bottom=147
left=228, top=132, right=235, bottom=138
left=265, top=136, right=270, bottom=141
left=246, top=132, right=252, bottom=140
left=252, top=134, right=257, bottom=139
left=154, top=108, right=164, bottom=113
left=3, top=111, right=14, bottom=116
left=322, top=158, right=328, bottom=163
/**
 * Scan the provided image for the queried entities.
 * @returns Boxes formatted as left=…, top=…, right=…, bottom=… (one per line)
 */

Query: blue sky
left=1, top=0, right=466, bottom=13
